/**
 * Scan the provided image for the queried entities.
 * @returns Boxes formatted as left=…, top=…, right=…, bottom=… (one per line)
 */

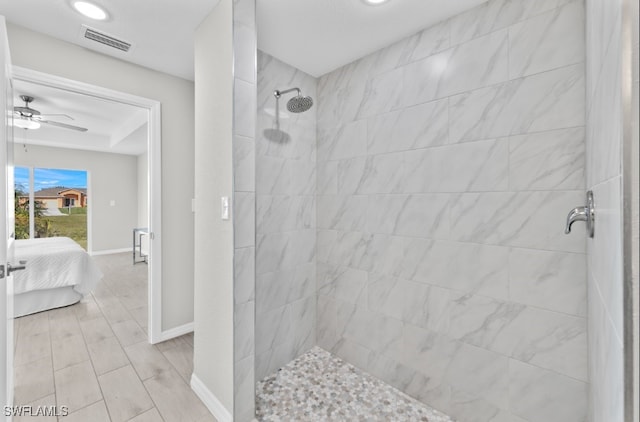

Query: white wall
left=137, top=151, right=148, bottom=228
left=15, top=144, right=137, bottom=252
left=193, top=0, right=235, bottom=415
left=6, top=23, right=195, bottom=331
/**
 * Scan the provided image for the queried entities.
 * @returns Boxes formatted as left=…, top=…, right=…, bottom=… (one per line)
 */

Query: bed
left=13, top=237, right=104, bottom=317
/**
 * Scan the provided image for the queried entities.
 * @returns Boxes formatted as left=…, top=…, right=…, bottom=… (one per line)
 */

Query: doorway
left=11, top=66, right=163, bottom=344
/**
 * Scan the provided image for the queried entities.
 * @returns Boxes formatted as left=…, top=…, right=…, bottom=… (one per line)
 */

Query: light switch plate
left=221, top=196, right=230, bottom=220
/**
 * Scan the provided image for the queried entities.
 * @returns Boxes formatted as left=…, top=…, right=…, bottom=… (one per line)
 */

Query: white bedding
left=14, top=237, right=103, bottom=295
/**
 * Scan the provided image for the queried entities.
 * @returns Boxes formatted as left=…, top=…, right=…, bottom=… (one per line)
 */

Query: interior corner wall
left=6, top=23, right=196, bottom=331
left=15, top=144, right=137, bottom=252
left=193, top=0, right=235, bottom=415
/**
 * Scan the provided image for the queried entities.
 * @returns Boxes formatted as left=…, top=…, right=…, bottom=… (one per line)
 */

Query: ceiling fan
left=14, top=95, right=88, bottom=132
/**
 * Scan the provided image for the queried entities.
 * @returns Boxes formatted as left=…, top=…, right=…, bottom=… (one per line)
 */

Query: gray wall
left=193, top=0, right=235, bottom=413
left=15, top=144, right=137, bottom=252
left=585, top=0, right=636, bottom=420
left=7, top=23, right=195, bottom=331
left=255, top=52, right=317, bottom=381
left=315, top=1, right=588, bottom=421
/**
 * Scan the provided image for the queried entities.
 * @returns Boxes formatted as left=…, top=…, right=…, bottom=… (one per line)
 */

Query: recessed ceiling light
left=73, top=1, right=109, bottom=20
left=362, top=0, right=390, bottom=5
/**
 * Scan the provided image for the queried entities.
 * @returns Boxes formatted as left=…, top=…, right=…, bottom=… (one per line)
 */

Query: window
left=14, top=167, right=89, bottom=249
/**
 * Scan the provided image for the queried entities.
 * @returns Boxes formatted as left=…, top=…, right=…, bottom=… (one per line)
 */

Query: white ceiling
left=2, top=0, right=487, bottom=152
left=0, top=0, right=219, bottom=81
left=0, top=0, right=487, bottom=81
left=13, top=79, right=148, bottom=156
left=258, top=0, right=488, bottom=77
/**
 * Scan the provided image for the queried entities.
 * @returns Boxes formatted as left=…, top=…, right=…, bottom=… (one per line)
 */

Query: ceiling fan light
left=14, top=119, right=41, bottom=130
left=73, top=1, right=109, bottom=21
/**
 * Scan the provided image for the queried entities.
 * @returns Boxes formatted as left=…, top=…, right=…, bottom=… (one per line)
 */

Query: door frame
left=11, top=66, right=164, bottom=344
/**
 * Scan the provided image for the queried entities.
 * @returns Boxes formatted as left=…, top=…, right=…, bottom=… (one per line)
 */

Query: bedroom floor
left=12, top=253, right=213, bottom=422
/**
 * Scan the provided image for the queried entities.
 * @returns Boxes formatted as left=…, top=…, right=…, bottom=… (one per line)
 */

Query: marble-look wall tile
left=235, top=301, right=255, bottom=361
left=233, top=135, right=256, bottom=192
left=509, top=359, right=588, bottom=422
left=234, top=247, right=255, bottom=305
left=589, top=176, right=623, bottom=340
left=234, top=354, right=255, bottom=422
left=508, top=0, right=585, bottom=78
left=508, top=127, right=585, bottom=191
left=338, top=152, right=405, bottom=194
left=398, top=239, right=509, bottom=300
left=588, top=275, right=624, bottom=422
left=449, top=191, right=586, bottom=253
left=234, top=78, right=257, bottom=139
left=312, top=0, right=586, bottom=419
left=449, top=63, right=585, bottom=142
left=255, top=51, right=317, bottom=385
left=586, top=27, right=623, bottom=186
left=316, top=295, right=337, bottom=351
left=318, top=263, right=367, bottom=305
left=447, top=389, right=521, bottom=422
left=366, top=99, right=449, bottom=155
left=403, top=139, right=508, bottom=192
left=509, top=248, right=586, bottom=316
left=585, top=0, right=627, bottom=420
left=233, top=2, right=256, bottom=421
left=234, top=192, right=255, bottom=249
left=449, top=0, right=574, bottom=46
left=365, top=194, right=450, bottom=238
left=317, top=119, right=367, bottom=162
left=444, top=343, right=509, bottom=410
left=234, top=21, right=256, bottom=84
left=451, top=293, right=587, bottom=381
left=316, top=195, right=368, bottom=231
left=402, top=29, right=508, bottom=107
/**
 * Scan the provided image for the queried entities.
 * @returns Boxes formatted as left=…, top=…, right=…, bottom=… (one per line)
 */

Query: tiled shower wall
left=233, top=0, right=257, bottom=420
left=585, top=0, right=635, bottom=420
left=315, top=0, right=588, bottom=421
left=255, top=51, right=317, bottom=381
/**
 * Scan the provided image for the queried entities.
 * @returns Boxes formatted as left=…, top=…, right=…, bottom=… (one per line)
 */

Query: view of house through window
left=15, top=167, right=89, bottom=249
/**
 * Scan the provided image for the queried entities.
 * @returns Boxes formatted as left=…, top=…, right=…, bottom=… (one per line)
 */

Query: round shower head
left=286, top=95, right=314, bottom=113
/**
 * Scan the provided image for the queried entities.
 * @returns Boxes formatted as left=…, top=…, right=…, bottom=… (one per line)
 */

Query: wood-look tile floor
left=13, top=253, right=215, bottom=422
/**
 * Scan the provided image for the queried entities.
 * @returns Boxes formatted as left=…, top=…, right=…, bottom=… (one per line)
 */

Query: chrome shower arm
left=274, top=87, right=301, bottom=98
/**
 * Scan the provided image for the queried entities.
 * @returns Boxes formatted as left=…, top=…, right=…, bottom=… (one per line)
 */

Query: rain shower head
left=274, top=87, right=314, bottom=113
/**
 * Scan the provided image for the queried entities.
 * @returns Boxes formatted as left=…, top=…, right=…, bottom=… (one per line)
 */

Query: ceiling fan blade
left=39, top=120, right=88, bottom=132
left=38, top=114, right=75, bottom=121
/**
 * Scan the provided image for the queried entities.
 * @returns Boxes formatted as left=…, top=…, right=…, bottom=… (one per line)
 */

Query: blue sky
left=15, top=167, right=87, bottom=192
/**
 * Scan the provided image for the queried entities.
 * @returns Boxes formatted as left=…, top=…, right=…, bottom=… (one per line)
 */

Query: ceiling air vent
left=82, top=25, right=131, bottom=52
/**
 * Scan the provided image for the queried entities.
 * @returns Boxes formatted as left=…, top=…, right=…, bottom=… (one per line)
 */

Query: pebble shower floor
left=256, top=347, right=455, bottom=421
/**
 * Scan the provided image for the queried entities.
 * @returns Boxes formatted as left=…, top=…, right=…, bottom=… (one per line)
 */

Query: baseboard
left=90, top=248, right=131, bottom=256
left=190, top=373, right=232, bottom=422
left=157, top=322, right=194, bottom=343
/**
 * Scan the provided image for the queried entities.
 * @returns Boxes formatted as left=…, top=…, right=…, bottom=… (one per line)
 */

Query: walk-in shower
left=236, top=0, right=638, bottom=420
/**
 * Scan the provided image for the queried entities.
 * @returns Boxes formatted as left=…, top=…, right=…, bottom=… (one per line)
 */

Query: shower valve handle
left=564, top=191, right=594, bottom=238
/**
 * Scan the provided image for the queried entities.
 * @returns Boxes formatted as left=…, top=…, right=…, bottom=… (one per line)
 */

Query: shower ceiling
left=257, top=0, right=488, bottom=77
